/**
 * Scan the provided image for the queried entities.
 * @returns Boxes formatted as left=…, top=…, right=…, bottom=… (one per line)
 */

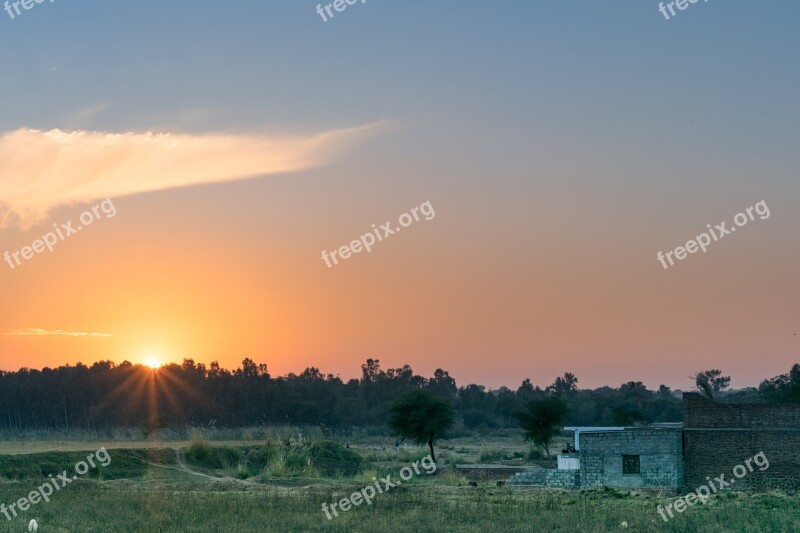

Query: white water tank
left=557, top=454, right=580, bottom=470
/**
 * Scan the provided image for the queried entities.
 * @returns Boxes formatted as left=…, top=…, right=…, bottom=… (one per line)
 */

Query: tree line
left=0, top=357, right=796, bottom=433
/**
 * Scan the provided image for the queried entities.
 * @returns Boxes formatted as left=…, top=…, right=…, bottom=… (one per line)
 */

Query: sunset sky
left=0, top=1, right=798, bottom=390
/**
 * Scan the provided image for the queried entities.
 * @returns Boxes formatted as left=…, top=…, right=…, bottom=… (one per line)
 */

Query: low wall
left=545, top=469, right=580, bottom=488
left=456, top=465, right=526, bottom=481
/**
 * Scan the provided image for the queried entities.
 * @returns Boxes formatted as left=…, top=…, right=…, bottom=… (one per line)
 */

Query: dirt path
left=141, top=447, right=253, bottom=484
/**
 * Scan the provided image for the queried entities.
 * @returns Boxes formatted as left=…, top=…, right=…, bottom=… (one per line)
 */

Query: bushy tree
left=388, top=390, right=454, bottom=462
left=515, top=396, right=568, bottom=456
left=548, top=373, right=578, bottom=397
left=691, top=369, right=730, bottom=400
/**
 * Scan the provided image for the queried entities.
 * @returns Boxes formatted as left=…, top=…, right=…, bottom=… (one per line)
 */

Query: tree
left=428, top=369, right=457, bottom=399
left=361, top=359, right=384, bottom=383
left=548, top=373, right=579, bottom=397
left=388, top=390, right=454, bottom=462
left=759, top=363, right=800, bottom=403
left=691, top=369, right=730, bottom=400
left=516, top=378, right=537, bottom=400
left=620, top=381, right=648, bottom=399
left=611, top=407, right=645, bottom=426
left=515, top=396, right=568, bottom=456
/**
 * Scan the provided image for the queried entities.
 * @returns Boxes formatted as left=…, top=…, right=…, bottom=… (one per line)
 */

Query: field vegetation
left=0, top=436, right=797, bottom=532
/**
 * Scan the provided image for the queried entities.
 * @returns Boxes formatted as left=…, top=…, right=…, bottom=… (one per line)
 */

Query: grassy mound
left=308, top=441, right=362, bottom=477
left=0, top=448, right=176, bottom=480
left=184, top=439, right=362, bottom=478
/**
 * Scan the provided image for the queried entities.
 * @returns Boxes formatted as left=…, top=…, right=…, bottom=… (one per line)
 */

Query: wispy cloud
left=5, top=329, right=113, bottom=338
left=64, top=102, right=109, bottom=123
left=0, top=122, right=385, bottom=228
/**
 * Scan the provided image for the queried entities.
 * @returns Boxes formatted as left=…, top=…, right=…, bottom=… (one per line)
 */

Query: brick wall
left=684, top=392, right=800, bottom=429
left=683, top=393, right=800, bottom=491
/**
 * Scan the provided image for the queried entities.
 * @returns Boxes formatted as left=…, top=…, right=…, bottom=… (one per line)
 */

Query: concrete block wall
left=507, top=466, right=547, bottom=486
left=545, top=469, right=580, bottom=488
left=579, top=429, right=684, bottom=489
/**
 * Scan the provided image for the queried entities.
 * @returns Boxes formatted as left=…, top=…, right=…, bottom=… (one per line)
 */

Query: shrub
left=527, top=448, right=546, bottom=460
left=236, top=464, right=251, bottom=479
left=440, top=469, right=469, bottom=486
left=185, top=435, right=213, bottom=466
left=265, top=450, right=315, bottom=478
left=245, top=444, right=279, bottom=471
left=184, top=439, right=243, bottom=470
left=308, top=441, right=363, bottom=477
left=479, top=447, right=504, bottom=462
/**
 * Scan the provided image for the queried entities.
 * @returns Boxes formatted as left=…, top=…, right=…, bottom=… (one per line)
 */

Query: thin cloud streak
left=64, top=102, right=110, bottom=123
left=5, top=329, right=113, bottom=338
left=0, top=122, right=386, bottom=228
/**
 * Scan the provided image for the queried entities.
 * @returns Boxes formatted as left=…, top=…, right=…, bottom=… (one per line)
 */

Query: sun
left=144, top=358, right=162, bottom=369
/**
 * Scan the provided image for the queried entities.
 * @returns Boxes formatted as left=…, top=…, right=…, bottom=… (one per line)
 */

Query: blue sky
left=1, top=1, right=798, bottom=389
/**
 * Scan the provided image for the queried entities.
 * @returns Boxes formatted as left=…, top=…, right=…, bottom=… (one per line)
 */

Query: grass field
left=0, top=440, right=797, bottom=532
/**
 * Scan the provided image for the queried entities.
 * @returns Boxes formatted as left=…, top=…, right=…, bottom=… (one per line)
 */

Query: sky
left=0, top=1, right=798, bottom=391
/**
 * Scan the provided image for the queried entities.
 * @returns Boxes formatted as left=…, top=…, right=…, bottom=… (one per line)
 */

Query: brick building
left=683, top=392, right=800, bottom=491
left=510, top=393, right=800, bottom=492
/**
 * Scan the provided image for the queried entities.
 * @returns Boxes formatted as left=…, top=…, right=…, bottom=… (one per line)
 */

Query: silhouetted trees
left=548, top=373, right=579, bottom=397
left=759, top=364, right=800, bottom=403
left=691, top=369, right=731, bottom=400
left=0, top=359, right=792, bottom=433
